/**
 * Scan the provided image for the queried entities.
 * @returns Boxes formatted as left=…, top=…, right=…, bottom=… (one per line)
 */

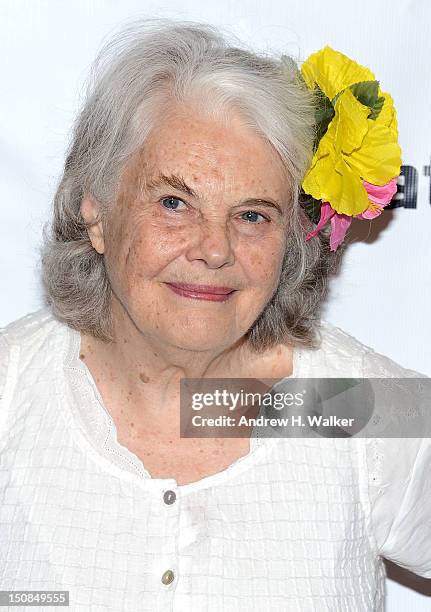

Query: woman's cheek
left=240, top=239, right=285, bottom=286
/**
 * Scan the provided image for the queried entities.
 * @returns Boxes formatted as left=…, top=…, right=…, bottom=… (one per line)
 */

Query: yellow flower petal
left=302, top=154, right=333, bottom=199
left=376, top=90, right=398, bottom=135
left=347, top=123, right=402, bottom=184
left=328, top=89, right=370, bottom=154
left=301, top=46, right=375, bottom=101
left=302, top=153, right=370, bottom=216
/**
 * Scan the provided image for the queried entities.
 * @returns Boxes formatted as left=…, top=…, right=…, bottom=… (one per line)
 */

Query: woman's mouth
left=164, top=282, right=237, bottom=302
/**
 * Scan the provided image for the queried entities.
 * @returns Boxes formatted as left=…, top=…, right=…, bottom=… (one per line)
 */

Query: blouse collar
left=62, top=321, right=311, bottom=494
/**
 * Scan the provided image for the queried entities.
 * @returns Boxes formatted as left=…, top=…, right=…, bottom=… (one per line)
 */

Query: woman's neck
left=78, top=298, right=293, bottom=435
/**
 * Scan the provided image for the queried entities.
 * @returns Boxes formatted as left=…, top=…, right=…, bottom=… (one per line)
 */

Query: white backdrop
left=1, top=0, right=430, bottom=608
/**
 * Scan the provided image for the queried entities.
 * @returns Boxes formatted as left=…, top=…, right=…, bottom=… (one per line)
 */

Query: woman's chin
left=161, top=327, right=236, bottom=353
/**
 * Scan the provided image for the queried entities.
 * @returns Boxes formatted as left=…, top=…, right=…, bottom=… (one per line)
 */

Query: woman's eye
left=239, top=210, right=269, bottom=223
left=160, top=197, right=187, bottom=211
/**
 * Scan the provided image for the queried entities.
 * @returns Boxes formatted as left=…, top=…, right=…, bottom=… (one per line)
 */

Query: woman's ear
left=80, top=195, right=105, bottom=254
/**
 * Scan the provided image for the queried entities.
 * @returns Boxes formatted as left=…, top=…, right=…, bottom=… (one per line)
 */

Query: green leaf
left=367, top=95, right=385, bottom=120
left=331, top=80, right=384, bottom=120
left=314, top=86, right=335, bottom=149
left=350, top=80, right=379, bottom=105
left=349, top=81, right=384, bottom=120
left=299, top=191, right=322, bottom=224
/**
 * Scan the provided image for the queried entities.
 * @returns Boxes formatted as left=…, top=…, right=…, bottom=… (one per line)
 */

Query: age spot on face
left=139, top=372, right=150, bottom=383
left=250, top=253, right=262, bottom=265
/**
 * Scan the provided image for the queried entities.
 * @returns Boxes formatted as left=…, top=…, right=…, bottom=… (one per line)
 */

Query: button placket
left=159, top=487, right=179, bottom=596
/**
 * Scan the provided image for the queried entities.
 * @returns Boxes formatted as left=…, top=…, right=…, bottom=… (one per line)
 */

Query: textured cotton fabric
left=0, top=308, right=430, bottom=612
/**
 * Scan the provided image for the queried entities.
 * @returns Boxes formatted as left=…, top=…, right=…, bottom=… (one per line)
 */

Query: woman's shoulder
left=1, top=307, right=59, bottom=341
left=317, top=319, right=427, bottom=378
left=311, top=321, right=431, bottom=578
left=0, top=307, right=64, bottom=358
left=0, top=307, right=67, bottom=399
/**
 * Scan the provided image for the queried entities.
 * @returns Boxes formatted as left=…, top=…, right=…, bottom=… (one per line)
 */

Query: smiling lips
left=165, top=282, right=236, bottom=302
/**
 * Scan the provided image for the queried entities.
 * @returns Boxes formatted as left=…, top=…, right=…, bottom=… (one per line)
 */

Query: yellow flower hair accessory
left=294, top=46, right=402, bottom=251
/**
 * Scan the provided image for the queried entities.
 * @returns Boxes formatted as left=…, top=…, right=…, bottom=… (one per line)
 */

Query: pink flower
left=305, top=202, right=351, bottom=252
left=357, top=178, right=398, bottom=219
left=305, top=178, right=398, bottom=251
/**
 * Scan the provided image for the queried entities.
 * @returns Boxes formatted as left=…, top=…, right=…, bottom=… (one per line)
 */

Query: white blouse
left=0, top=308, right=430, bottom=612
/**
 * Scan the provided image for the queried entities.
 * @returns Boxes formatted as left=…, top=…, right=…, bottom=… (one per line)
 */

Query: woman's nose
left=184, top=220, right=235, bottom=269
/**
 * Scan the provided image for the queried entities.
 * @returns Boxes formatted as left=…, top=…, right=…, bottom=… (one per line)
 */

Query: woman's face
left=92, top=106, right=292, bottom=352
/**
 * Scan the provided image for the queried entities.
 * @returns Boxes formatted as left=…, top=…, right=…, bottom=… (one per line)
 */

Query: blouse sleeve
left=0, top=329, right=10, bottom=402
left=362, top=348, right=431, bottom=578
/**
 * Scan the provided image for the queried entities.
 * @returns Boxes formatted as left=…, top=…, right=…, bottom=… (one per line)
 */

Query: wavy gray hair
left=40, top=18, right=345, bottom=352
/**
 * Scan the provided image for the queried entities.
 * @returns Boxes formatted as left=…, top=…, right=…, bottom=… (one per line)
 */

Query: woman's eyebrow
left=146, top=173, right=198, bottom=198
left=146, top=172, right=284, bottom=214
left=243, top=199, right=283, bottom=214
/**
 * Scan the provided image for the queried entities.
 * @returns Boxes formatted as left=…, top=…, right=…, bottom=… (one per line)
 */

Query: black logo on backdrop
left=390, top=163, right=431, bottom=209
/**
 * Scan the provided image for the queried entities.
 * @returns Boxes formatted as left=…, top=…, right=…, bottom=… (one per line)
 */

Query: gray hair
left=40, top=18, right=345, bottom=352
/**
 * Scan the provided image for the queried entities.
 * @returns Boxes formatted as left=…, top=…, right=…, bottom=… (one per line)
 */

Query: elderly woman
left=0, top=19, right=430, bottom=612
